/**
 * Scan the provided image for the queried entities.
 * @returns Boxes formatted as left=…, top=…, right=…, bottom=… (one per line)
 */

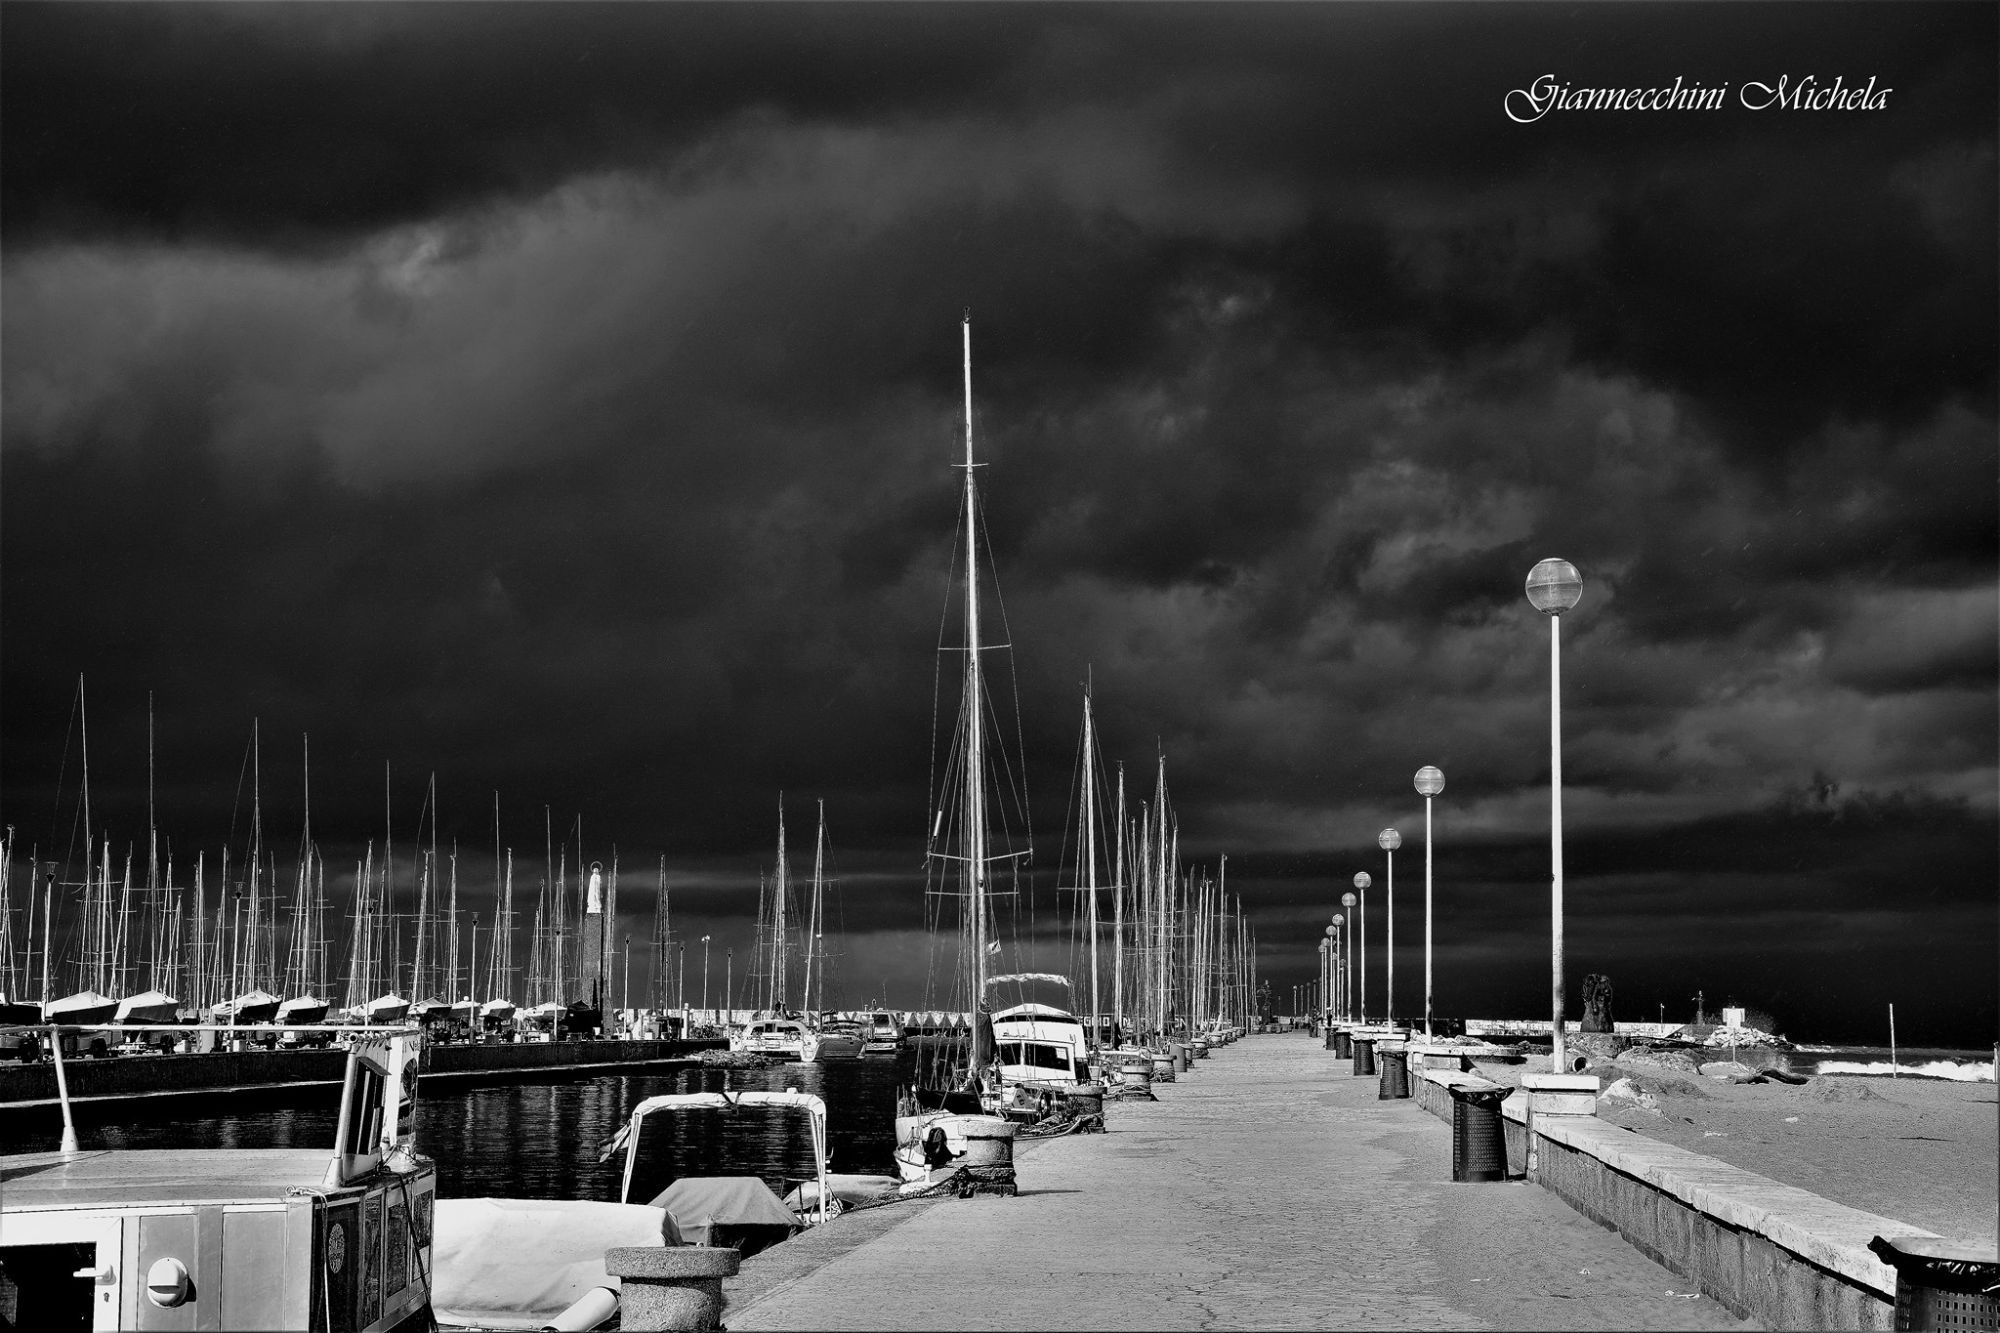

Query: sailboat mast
left=1082, top=693, right=1101, bottom=1055
left=773, top=797, right=789, bottom=1011
left=1112, top=764, right=1126, bottom=1044
left=806, top=801, right=826, bottom=1013
left=961, top=313, right=989, bottom=1014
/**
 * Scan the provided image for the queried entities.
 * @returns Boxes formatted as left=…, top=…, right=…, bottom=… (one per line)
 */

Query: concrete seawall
left=1404, top=1055, right=1936, bottom=1329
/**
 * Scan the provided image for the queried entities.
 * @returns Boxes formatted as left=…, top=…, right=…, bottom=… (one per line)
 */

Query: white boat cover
left=481, top=998, right=518, bottom=1019
left=431, top=1198, right=679, bottom=1331
left=115, top=990, right=181, bottom=1023
left=276, top=995, right=328, bottom=1022
left=648, top=1177, right=799, bottom=1255
left=45, top=990, right=118, bottom=1023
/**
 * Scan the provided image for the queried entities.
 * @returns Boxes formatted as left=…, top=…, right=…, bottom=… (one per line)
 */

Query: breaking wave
left=1813, top=1059, right=1995, bottom=1082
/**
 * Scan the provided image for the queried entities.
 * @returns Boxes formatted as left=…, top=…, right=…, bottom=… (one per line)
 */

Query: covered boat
left=219, top=989, right=283, bottom=1025
left=44, top=989, right=118, bottom=1026
left=433, top=1198, right=680, bottom=1330
left=364, top=992, right=411, bottom=1023
left=647, top=1178, right=799, bottom=1257
left=608, top=1088, right=832, bottom=1243
left=115, top=989, right=181, bottom=1025
left=276, top=995, right=330, bottom=1026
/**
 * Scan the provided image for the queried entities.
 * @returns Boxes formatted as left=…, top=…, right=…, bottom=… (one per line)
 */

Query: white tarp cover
left=432, top=1198, right=679, bottom=1330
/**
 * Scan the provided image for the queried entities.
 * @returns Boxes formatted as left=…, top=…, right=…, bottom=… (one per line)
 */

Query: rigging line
left=975, top=486, right=1034, bottom=854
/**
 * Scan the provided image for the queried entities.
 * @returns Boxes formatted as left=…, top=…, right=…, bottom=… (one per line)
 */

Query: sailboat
left=798, top=803, right=864, bottom=1062
left=892, top=315, right=1025, bottom=1189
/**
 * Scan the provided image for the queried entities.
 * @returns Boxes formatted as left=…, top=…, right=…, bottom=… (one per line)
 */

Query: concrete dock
left=723, top=1032, right=1753, bottom=1330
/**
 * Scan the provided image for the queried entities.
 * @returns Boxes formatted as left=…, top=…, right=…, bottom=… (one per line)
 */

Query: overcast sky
left=4, top=2, right=1993, bottom=1044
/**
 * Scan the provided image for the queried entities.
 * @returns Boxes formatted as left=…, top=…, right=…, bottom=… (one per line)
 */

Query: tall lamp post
left=700, top=935, right=712, bottom=1026
left=1314, top=939, right=1324, bottom=1021
left=1414, top=766, right=1445, bottom=1042
left=1331, top=915, right=1346, bottom=1020
left=1340, top=894, right=1357, bottom=1021
left=1321, top=929, right=1335, bottom=1020
left=1351, top=874, right=1370, bottom=1023
left=1527, top=557, right=1584, bottom=1071
left=1378, top=829, right=1400, bottom=1024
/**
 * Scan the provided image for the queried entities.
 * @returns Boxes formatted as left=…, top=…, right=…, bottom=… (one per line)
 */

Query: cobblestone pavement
left=724, top=1033, right=1754, bottom=1330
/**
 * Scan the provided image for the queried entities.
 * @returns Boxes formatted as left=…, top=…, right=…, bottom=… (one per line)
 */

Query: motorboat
left=729, top=1017, right=807, bottom=1061
left=984, top=974, right=1090, bottom=1116
left=891, top=1088, right=1019, bottom=1194
left=607, top=1088, right=835, bottom=1235
left=0, top=1026, right=436, bottom=1331
left=801, top=1018, right=866, bottom=1062
left=860, top=1010, right=907, bottom=1056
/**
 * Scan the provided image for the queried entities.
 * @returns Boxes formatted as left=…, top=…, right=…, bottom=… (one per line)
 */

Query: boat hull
left=891, top=1112, right=1018, bottom=1183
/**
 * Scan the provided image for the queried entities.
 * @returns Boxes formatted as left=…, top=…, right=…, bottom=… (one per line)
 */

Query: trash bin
left=1172, top=1043, right=1190, bottom=1074
left=1449, top=1084, right=1512, bottom=1182
left=1334, top=1030, right=1351, bottom=1058
left=1868, top=1236, right=2000, bottom=1332
left=1377, top=1046, right=1408, bottom=1099
left=1353, top=1037, right=1376, bottom=1077
left=1324, top=1025, right=1338, bottom=1051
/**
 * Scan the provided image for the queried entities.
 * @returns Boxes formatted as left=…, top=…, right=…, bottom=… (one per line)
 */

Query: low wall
left=0, top=1038, right=725, bottom=1106
left=1402, top=1060, right=1935, bottom=1329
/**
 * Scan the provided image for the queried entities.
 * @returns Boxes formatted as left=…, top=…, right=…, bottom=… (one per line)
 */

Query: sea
left=62, top=1058, right=911, bottom=1205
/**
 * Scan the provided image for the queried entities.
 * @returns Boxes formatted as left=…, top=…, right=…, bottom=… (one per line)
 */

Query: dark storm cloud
left=4, top=2, right=1994, bottom=1037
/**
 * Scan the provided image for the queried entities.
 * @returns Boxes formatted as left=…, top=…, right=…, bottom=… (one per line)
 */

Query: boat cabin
left=0, top=1027, right=435, bottom=1332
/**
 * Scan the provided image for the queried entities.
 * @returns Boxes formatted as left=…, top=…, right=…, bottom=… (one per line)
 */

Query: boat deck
left=0, top=1148, right=332, bottom=1209
left=722, top=1032, right=1754, bottom=1331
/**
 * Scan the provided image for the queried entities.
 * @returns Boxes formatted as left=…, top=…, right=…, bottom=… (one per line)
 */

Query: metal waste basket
left=1324, top=1024, right=1338, bottom=1050
left=1869, top=1236, right=2000, bottom=1331
left=1352, top=1037, right=1376, bottom=1077
left=1334, top=1030, right=1352, bottom=1059
left=1377, top=1046, right=1408, bottom=1098
left=1449, top=1084, right=1512, bottom=1182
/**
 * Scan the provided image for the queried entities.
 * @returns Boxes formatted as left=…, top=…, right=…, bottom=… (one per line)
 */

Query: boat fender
left=922, top=1126, right=963, bottom=1169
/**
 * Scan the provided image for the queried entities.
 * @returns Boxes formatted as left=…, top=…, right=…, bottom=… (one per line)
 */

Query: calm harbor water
left=67, top=1058, right=912, bottom=1203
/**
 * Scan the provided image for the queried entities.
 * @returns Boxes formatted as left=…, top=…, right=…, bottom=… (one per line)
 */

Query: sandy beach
left=1467, top=1054, right=1999, bottom=1251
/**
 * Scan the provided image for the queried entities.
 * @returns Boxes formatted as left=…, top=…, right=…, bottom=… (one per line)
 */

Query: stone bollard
left=603, top=1246, right=740, bottom=1332
left=1521, top=1072, right=1600, bottom=1178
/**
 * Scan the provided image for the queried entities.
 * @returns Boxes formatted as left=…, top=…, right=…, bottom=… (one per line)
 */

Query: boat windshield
left=999, top=1041, right=1073, bottom=1072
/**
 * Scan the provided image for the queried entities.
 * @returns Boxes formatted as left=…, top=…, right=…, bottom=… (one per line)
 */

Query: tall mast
left=772, top=796, right=789, bottom=1010
left=961, top=312, right=989, bottom=1013
left=1112, top=764, right=1126, bottom=1044
left=1082, top=691, right=1101, bottom=1055
left=806, top=801, right=826, bottom=1012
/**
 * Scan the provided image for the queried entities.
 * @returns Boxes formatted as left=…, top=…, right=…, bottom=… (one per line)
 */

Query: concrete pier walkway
left=724, top=1032, right=1753, bottom=1330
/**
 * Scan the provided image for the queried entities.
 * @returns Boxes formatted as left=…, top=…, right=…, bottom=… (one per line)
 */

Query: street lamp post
left=1351, top=874, right=1370, bottom=1023
left=1331, top=915, right=1346, bottom=1020
left=701, top=935, right=712, bottom=1026
left=1322, top=929, right=1335, bottom=1022
left=1340, top=894, right=1357, bottom=1022
left=1527, top=557, right=1583, bottom=1071
left=1378, top=829, right=1400, bottom=1025
left=1414, top=766, right=1445, bottom=1042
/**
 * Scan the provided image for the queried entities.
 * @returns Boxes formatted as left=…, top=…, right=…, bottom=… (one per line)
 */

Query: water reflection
left=68, top=1058, right=907, bottom=1204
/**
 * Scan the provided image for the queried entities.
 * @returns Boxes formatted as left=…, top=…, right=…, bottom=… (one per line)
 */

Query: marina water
left=63, top=1058, right=909, bottom=1203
